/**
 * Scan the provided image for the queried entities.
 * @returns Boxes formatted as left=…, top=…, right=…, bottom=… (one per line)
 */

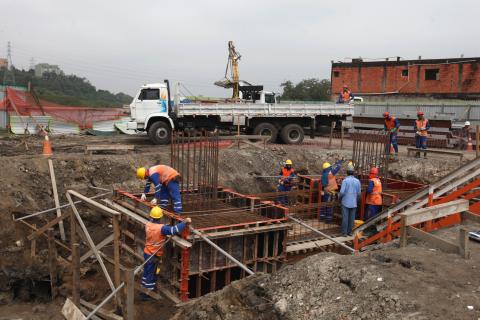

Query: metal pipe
left=14, top=192, right=111, bottom=221
left=189, top=226, right=255, bottom=275
left=288, top=215, right=356, bottom=253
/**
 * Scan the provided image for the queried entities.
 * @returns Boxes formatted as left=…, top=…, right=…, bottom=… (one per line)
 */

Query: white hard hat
left=465, top=121, right=471, bottom=126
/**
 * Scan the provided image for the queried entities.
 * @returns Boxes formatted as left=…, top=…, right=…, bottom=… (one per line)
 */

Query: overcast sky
left=2, top=0, right=478, bottom=97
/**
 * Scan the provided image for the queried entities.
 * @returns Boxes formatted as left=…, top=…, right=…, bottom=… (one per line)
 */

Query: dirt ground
left=0, top=133, right=476, bottom=319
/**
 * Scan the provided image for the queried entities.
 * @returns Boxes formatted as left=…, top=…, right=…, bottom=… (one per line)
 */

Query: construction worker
left=339, top=163, right=361, bottom=236
left=141, top=206, right=191, bottom=299
left=414, top=111, right=430, bottom=158
left=337, top=84, right=354, bottom=103
left=137, top=165, right=183, bottom=213
left=365, top=167, right=382, bottom=220
left=320, top=158, right=344, bottom=222
left=453, top=121, right=472, bottom=150
left=383, top=112, right=400, bottom=160
left=277, top=159, right=296, bottom=205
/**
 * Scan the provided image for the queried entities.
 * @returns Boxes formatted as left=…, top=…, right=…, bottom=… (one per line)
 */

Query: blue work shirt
left=321, top=160, right=344, bottom=187
left=339, top=175, right=361, bottom=208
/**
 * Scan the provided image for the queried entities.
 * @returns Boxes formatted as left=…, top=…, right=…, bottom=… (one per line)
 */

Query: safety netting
left=0, top=87, right=126, bottom=129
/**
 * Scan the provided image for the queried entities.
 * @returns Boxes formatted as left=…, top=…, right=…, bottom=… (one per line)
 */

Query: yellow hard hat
left=322, top=162, right=331, bottom=169
left=149, top=206, right=163, bottom=219
left=136, top=167, right=147, bottom=179
left=348, top=161, right=353, bottom=166
left=285, top=159, right=293, bottom=165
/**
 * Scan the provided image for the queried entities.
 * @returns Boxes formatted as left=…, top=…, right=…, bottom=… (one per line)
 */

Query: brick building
left=331, top=57, right=480, bottom=100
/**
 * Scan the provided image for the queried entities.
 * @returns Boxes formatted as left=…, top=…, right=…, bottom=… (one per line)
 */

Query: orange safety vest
left=149, top=165, right=179, bottom=185
left=415, top=119, right=429, bottom=136
left=366, top=178, right=382, bottom=205
left=384, top=117, right=399, bottom=132
left=324, top=171, right=338, bottom=193
left=342, top=90, right=351, bottom=102
left=144, top=222, right=166, bottom=256
left=281, top=167, right=295, bottom=177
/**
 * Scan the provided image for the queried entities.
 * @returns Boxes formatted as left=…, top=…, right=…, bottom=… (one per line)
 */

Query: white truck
left=127, top=81, right=354, bottom=144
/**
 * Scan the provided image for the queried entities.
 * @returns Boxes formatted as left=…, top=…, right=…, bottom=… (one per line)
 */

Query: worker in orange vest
left=277, top=159, right=296, bottom=205
left=383, top=112, right=400, bottom=160
left=320, top=159, right=344, bottom=222
left=365, top=167, right=382, bottom=220
left=141, top=206, right=191, bottom=299
left=337, top=84, right=354, bottom=103
left=414, top=111, right=430, bottom=158
left=137, top=165, right=183, bottom=213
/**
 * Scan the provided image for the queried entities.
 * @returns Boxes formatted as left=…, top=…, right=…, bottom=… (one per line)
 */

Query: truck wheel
left=148, top=121, right=171, bottom=145
left=252, top=122, right=278, bottom=143
left=280, top=124, right=304, bottom=144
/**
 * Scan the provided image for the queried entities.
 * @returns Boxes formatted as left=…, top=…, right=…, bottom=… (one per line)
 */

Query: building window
left=401, top=69, right=408, bottom=77
left=333, top=71, right=340, bottom=77
left=425, top=69, right=439, bottom=80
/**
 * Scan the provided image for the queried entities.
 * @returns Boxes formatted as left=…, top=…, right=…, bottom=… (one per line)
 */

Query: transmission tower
left=3, top=41, right=16, bottom=86
left=29, top=57, right=36, bottom=71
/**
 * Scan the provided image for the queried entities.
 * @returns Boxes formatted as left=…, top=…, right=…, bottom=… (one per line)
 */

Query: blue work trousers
left=159, top=180, right=183, bottom=213
left=386, top=133, right=399, bottom=154
left=415, top=135, right=427, bottom=149
left=320, top=192, right=334, bottom=222
left=277, top=184, right=292, bottom=205
left=365, top=204, right=382, bottom=220
left=341, top=206, right=356, bottom=236
left=141, top=253, right=158, bottom=291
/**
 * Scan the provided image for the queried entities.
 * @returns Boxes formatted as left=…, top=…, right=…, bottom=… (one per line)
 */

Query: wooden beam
left=286, top=235, right=354, bottom=253
left=27, top=211, right=72, bottom=241
left=407, top=226, right=459, bottom=254
left=400, top=199, right=469, bottom=226
left=461, top=211, right=480, bottom=224
left=80, top=299, right=123, bottom=320
left=19, top=219, right=71, bottom=252
left=68, top=190, right=119, bottom=216
left=459, top=227, right=470, bottom=259
left=79, top=234, right=114, bottom=263
left=124, top=269, right=135, bottom=320
left=134, top=283, right=162, bottom=300
left=62, top=298, right=86, bottom=320
left=47, top=228, right=58, bottom=299
left=67, top=192, right=116, bottom=293
left=48, top=159, right=66, bottom=241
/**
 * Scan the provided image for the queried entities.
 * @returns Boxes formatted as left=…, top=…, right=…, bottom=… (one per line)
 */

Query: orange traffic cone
left=43, top=135, right=53, bottom=156
left=467, top=138, right=473, bottom=151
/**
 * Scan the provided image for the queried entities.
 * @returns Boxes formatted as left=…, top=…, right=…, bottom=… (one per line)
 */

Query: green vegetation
left=0, top=67, right=132, bottom=107
left=280, top=78, right=331, bottom=101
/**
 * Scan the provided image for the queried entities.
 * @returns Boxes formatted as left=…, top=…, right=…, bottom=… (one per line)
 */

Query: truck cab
left=127, top=83, right=174, bottom=144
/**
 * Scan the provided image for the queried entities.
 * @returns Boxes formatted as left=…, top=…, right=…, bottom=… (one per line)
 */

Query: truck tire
left=252, top=122, right=278, bottom=143
left=280, top=124, right=304, bottom=144
left=148, top=121, right=171, bottom=145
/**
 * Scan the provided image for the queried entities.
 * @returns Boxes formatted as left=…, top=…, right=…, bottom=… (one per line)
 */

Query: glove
left=416, top=131, right=421, bottom=136
left=140, top=193, right=147, bottom=201
left=151, top=198, right=157, bottom=205
left=185, top=217, right=192, bottom=224
left=421, top=127, right=426, bottom=131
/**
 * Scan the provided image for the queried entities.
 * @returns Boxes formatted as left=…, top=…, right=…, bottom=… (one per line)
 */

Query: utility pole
left=3, top=41, right=16, bottom=86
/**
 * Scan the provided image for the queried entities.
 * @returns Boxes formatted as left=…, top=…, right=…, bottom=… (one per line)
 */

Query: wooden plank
left=27, top=211, right=72, bottom=241
left=399, top=216, right=408, bottom=248
left=86, top=144, right=135, bottom=151
left=399, top=199, right=469, bottom=226
left=157, top=283, right=181, bottom=304
left=406, top=147, right=464, bottom=156
left=79, top=234, right=114, bottom=263
left=47, top=229, right=58, bottom=299
left=407, top=226, right=459, bottom=254
left=459, top=227, right=470, bottom=259
left=134, top=283, right=163, bottom=301
left=124, top=270, right=135, bottom=320
left=30, top=223, right=36, bottom=258
left=67, top=192, right=116, bottom=292
left=80, top=299, right=123, bottom=320
left=62, top=298, right=86, bottom=320
left=192, top=223, right=291, bottom=240
left=286, top=235, right=353, bottom=253
left=48, top=159, right=66, bottom=241
left=461, top=211, right=480, bottom=224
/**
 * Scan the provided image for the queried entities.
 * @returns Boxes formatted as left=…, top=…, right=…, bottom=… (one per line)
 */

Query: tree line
left=280, top=78, right=331, bottom=101
left=0, top=67, right=132, bottom=107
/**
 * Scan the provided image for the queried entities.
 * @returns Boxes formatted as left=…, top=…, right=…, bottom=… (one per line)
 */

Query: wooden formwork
left=113, top=188, right=290, bottom=301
